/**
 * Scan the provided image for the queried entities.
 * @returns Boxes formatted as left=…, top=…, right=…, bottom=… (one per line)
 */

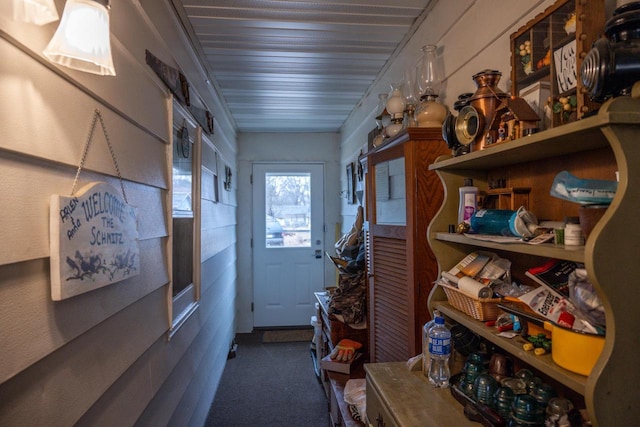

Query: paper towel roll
left=457, top=276, right=493, bottom=299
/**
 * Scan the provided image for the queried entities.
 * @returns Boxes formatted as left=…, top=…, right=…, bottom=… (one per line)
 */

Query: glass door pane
left=265, top=172, right=311, bottom=248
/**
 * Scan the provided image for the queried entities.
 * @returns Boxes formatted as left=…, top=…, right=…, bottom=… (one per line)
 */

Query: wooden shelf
left=432, top=232, right=585, bottom=263
left=434, top=302, right=587, bottom=395
left=428, top=106, right=639, bottom=172
left=328, top=370, right=366, bottom=427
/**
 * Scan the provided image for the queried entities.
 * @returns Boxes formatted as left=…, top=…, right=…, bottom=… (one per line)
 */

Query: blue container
left=470, top=209, right=518, bottom=236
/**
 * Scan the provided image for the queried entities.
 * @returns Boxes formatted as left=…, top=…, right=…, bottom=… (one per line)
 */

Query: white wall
left=236, top=132, right=341, bottom=333
left=0, top=0, right=238, bottom=425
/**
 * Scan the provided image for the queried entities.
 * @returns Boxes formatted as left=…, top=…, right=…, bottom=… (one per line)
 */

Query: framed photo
left=346, top=162, right=356, bottom=204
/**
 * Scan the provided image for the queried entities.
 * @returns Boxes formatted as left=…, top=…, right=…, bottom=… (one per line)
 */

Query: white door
left=252, top=163, right=325, bottom=327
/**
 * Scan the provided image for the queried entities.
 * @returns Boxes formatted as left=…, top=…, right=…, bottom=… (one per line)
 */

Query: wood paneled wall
left=0, top=1, right=237, bottom=425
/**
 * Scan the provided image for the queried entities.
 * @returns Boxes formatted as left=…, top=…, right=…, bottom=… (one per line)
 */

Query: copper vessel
left=469, top=69, right=508, bottom=151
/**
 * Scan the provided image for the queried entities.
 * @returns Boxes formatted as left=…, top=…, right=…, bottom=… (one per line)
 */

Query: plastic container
left=310, top=315, right=322, bottom=338
left=543, top=321, right=605, bottom=376
left=428, top=315, right=451, bottom=387
left=470, top=209, right=517, bottom=235
left=458, top=178, right=478, bottom=225
left=564, top=217, right=584, bottom=246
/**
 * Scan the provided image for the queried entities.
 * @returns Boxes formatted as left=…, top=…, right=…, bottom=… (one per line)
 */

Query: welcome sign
left=50, top=182, right=140, bottom=300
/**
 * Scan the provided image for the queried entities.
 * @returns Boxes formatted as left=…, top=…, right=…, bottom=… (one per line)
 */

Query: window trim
left=167, top=99, right=202, bottom=339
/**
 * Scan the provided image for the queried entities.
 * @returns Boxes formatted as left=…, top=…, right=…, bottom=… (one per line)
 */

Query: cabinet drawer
left=366, top=379, right=397, bottom=427
left=365, top=362, right=475, bottom=426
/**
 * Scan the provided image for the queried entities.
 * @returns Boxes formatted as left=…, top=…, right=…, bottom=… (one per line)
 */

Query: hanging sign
left=50, top=182, right=140, bottom=300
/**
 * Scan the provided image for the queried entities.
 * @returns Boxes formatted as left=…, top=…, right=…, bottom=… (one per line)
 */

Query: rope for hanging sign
left=71, top=109, right=128, bottom=203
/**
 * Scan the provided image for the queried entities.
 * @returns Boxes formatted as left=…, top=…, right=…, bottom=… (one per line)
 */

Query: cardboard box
left=320, top=353, right=362, bottom=374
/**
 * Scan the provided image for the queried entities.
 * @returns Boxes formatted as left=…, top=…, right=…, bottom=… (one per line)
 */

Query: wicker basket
left=440, top=283, right=501, bottom=321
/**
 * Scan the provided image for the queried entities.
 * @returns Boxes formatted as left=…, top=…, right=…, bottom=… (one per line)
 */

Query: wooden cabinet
left=427, top=96, right=640, bottom=426
left=366, top=128, right=449, bottom=362
left=365, top=362, right=475, bottom=426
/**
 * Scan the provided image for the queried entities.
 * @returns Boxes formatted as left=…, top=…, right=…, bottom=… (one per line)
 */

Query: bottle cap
left=435, top=316, right=445, bottom=325
left=463, top=178, right=473, bottom=186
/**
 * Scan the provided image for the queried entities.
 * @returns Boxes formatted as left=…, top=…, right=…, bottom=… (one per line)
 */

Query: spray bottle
left=458, top=178, right=478, bottom=225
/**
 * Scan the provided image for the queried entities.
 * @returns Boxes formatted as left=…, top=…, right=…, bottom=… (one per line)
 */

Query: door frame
left=251, top=162, right=325, bottom=328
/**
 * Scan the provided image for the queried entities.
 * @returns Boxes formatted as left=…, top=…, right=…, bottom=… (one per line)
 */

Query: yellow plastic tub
left=544, top=321, right=605, bottom=376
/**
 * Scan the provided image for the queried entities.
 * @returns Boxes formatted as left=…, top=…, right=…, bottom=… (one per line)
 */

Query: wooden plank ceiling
left=170, top=0, right=432, bottom=133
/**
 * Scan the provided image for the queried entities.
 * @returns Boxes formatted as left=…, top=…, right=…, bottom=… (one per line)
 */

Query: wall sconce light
left=43, top=0, right=115, bottom=76
left=13, top=0, right=59, bottom=25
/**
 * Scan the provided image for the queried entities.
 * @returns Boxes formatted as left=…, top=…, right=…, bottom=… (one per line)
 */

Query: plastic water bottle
left=422, top=310, right=440, bottom=378
left=428, top=315, right=451, bottom=388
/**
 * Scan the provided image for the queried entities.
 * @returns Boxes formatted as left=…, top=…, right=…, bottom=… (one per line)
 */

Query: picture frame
left=224, top=165, right=232, bottom=191
left=346, top=162, right=356, bottom=204
left=509, top=0, right=604, bottom=128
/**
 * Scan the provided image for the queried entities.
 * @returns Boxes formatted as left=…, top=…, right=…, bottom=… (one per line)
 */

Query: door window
left=264, top=172, right=311, bottom=248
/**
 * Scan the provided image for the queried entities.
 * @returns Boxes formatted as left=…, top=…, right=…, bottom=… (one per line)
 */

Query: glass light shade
left=402, top=67, right=419, bottom=127
left=418, top=45, right=442, bottom=97
left=43, top=0, right=115, bottom=76
left=13, top=0, right=59, bottom=25
left=375, top=93, right=390, bottom=130
left=386, top=82, right=406, bottom=120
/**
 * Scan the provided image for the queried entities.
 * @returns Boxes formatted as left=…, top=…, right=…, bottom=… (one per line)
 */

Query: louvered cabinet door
left=370, top=234, right=410, bottom=362
left=366, top=128, right=448, bottom=363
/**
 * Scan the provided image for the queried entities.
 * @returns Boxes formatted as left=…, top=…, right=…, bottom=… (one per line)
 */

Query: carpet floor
left=205, top=331, right=329, bottom=427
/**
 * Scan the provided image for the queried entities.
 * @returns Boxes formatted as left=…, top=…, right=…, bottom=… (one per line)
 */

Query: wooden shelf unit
left=314, top=291, right=367, bottom=427
left=427, top=96, right=640, bottom=426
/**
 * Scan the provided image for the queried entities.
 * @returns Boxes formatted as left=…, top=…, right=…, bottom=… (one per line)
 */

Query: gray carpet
left=205, top=332, right=329, bottom=427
